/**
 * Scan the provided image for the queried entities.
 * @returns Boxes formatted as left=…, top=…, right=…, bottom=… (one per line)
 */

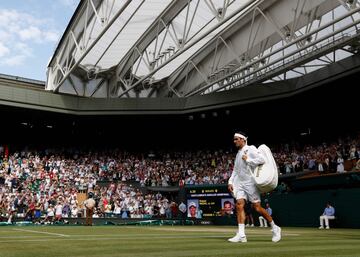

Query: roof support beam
left=186, top=5, right=360, bottom=96
left=47, top=0, right=132, bottom=93
left=108, top=0, right=189, bottom=95
left=116, top=0, right=260, bottom=97
left=168, top=0, right=343, bottom=97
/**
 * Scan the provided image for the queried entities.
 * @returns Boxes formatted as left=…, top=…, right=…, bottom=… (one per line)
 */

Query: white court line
left=12, top=228, right=70, bottom=237
left=67, top=232, right=300, bottom=237
left=0, top=235, right=233, bottom=243
left=0, top=233, right=300, bottom=243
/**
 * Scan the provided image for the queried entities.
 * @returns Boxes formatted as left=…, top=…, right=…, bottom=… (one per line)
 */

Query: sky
left=0, top=0, right=79, bottom=81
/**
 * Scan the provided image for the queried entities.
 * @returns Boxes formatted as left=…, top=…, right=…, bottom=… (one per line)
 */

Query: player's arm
left=228, top=168, right=235, bottom=192
left=244, top=146, right=265, bottom=166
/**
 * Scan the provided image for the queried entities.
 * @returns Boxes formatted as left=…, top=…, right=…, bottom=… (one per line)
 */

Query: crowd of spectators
left=274, top=134, right=360, bottom=175
left=0, top=132, right=359, bottom=223
left=0, top=174, right=176, bottom=223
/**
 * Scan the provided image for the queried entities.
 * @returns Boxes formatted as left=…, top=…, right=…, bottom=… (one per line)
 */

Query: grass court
left=0, top=225, right=359, bottom=257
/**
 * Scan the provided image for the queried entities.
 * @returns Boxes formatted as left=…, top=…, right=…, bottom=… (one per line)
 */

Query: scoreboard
left=185, top=185, right=234, bottom=219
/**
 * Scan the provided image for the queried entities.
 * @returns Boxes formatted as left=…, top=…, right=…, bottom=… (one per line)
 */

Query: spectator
left=170, top=201, right=178, bottom=218
left=54, top=201, right=63, bottom=222
left=165, top=201, right=172, bottom=219
left=259, top=203, right=272, bottom=227
left=319, top=202, right=335, bottom=229
left=337, top=155, right=345, bottom=173
left=42, top=204, right=55, bottom=224
left=71, top=205, right=78, bottom=218
left=178, top=202, right=186, bottom=224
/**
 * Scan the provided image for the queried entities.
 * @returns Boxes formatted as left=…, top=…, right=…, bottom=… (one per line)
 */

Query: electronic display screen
left=186, top=186, right=234, bottom=218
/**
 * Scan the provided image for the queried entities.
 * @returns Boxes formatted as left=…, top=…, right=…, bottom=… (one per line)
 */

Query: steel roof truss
left=111, top=0, right=189, bottom=86
left=116, top=0, right=258, bottom=97
left=49, top=0, right=101, bottom=92
left=185, top=3, right=360, bottom=96
left=90, top=78, right=106, bottom=97
left=213, top=23, right=360, bottom=92
left=337, top=0, right=359, bottom=11
left=49, top=0, right=132, bottom=93
left=94, top=0, right=145, bottom=68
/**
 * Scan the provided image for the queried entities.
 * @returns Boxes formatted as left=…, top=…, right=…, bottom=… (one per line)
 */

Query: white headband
left=234, top=133, right=247, bottom=140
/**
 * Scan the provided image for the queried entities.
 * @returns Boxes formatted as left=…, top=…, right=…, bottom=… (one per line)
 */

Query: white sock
left=238, top=224, right=245, bottom=236
left=270, top=221, right=276, bottom=229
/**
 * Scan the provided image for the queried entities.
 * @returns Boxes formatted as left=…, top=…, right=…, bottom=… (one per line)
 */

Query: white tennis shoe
left=228, top=233, right=247, bottom=243
left=271, top=225, right=282, bottom=242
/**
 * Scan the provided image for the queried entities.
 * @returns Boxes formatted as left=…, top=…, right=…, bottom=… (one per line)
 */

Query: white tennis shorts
left=233, top=183, right=261, bottom=203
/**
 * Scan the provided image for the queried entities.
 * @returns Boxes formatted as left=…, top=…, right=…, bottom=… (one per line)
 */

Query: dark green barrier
left=267, top=187, right=360, bottom=228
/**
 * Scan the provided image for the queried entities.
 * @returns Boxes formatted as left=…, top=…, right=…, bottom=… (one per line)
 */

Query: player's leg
left=228, top=190, right=247, bottom=243
left=249, top=186, right=281, bottom=243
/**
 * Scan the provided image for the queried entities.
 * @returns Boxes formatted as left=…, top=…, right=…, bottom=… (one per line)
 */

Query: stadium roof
left=46, top=0, right=360, bottom=98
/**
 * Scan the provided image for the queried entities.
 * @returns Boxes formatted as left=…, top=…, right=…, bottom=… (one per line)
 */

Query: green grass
left=0, top=225, right=359, bottom=257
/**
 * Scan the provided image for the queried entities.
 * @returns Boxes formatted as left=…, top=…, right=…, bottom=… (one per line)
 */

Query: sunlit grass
left=0, top=226, right=359, bottom=257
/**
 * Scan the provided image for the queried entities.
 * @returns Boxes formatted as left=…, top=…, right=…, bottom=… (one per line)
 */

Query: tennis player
left=228, top=131, right=281, bottom=243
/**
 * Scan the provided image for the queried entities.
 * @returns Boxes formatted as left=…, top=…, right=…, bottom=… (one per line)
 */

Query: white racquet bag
left=251, top=144, right=278, bottom=193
